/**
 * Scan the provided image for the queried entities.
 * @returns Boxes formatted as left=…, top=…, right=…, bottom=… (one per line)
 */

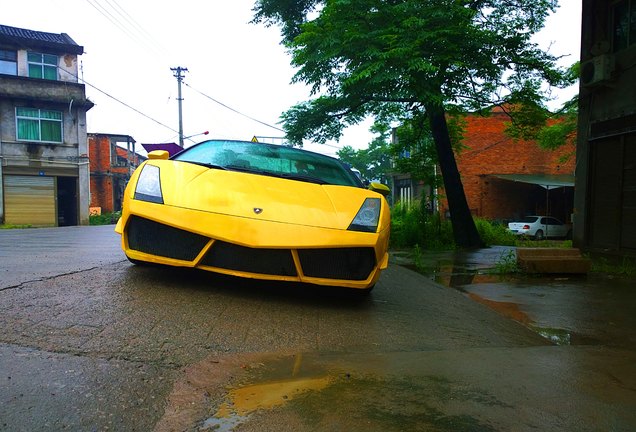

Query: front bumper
left=116, top=200, right=389, bottom=289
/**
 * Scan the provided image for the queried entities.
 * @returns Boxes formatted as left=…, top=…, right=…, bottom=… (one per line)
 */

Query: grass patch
left=590, top=256, right=636, bottom=278
left=490, top=249, right=519, bottom=275
left=515, top=239, right=572, bottom=248
left=0, top=224, right=33, bottom=229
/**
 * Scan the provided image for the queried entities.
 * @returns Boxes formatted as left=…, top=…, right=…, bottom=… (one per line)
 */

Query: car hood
left=159, top=163, right=376, bottom=230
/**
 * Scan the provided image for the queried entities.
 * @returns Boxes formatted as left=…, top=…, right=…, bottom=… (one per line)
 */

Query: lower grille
left=298, top=248, right=376, bottom=280
left=126, top=216, right=209, bottom=261
left=201, top=241, right=297, bottom=276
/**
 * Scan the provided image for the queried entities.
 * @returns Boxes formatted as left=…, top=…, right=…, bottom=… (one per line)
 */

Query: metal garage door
left=4, top=175, right=56, bottom=226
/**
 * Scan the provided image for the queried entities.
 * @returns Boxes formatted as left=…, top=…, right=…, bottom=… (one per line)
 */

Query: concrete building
left=574, top=0, right=636, bottom=257
left=0, top=24, right=93, bottom=226
left=88, top=133, right=144, bottom=215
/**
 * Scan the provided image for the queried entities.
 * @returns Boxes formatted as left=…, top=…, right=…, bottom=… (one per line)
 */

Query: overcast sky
left=3, top=0, right=581, bottom=156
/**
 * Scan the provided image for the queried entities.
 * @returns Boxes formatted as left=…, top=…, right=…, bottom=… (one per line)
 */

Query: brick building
left=451, top=107, right=576, bottom=223
left=390, top=107, right=576, bottom=224
left=88, top=133, right=144, bottom=214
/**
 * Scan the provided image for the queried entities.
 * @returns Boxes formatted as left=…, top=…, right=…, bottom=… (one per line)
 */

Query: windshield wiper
left=279, top=173, right=328, bottom=185
left=213, top=163, right=329, bottom=185
left=184, top=161, right=227, bottom=170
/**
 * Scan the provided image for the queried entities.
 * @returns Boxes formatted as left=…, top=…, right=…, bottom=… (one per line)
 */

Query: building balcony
left=0, top=74, right=94, bottom=110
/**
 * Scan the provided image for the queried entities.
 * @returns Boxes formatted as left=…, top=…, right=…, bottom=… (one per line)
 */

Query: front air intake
left=298, top=248, right=376, bottom=280
left=126, top=216, right=209, bottom=261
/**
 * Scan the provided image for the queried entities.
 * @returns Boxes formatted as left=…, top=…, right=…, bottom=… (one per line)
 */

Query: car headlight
left=348, top=198, right=381, bottom=232
left=134, top=164, right=163, bottom=204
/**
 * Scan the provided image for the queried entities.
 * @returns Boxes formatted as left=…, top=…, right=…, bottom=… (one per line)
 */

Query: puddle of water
left=466, top=292, right=533, bottom=325
left=399, top=251, right=596, bottom=346
left=530, top=326, right=572, bottom=345
left=202, top=354, right=333, bottom=430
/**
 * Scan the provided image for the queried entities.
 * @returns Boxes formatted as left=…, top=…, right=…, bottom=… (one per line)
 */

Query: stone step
left=516, top=247, right=584, bottom=258
left=516, top=248, right=591, bottom=274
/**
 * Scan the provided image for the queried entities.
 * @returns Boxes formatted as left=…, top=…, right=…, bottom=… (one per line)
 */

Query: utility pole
left=171, top=66, right=188, bottom=147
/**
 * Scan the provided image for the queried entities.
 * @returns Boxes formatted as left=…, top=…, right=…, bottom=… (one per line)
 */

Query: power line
left=85, top=0, right=166, bottom=58
left=103, top=0, right=167, bottom=56
left=80, top=76, right=178, bottom=135
left=183, top=82, right=286, bottom=133
left=85, top=0, right=144, bottom=48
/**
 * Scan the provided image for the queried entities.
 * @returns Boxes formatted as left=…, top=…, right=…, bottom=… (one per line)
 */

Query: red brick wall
left=89, top=135, right=129, bottom=213
left=441, top=108, right=576, bottom=221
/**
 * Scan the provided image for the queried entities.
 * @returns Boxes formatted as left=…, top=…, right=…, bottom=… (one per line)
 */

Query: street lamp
left=183, top=131, right=209, bottom=142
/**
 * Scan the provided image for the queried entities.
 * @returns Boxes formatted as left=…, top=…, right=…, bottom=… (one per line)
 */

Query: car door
left=544, top=217, right=566, bottom=238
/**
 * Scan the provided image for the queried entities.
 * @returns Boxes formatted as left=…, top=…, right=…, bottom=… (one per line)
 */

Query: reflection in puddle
left=203, top=354, right=332, bottom=431
left=466, top=293, right=533, bottom=325
left=531, top=326, right=572, bottom=345
left=401, top=249, right=584, bottom=346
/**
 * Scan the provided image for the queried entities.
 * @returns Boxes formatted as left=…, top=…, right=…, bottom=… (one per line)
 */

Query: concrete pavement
left=0, top=227, right=635, bottom=431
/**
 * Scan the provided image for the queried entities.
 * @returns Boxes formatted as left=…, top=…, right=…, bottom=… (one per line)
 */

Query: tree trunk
left=426, top=103, right=484, bottom=248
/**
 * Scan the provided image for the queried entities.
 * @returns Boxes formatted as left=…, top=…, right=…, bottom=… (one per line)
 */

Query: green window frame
left=16, top=108, right=63, bottom=143
left=27, top=52, right=58, bottom=80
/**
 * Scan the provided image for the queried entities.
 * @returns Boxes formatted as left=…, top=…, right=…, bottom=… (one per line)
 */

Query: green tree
left=252, top=0, right=573, bottom=248
left=337, top=122, right=392, bottom=182
left=503, top=62, right=579, bottom=155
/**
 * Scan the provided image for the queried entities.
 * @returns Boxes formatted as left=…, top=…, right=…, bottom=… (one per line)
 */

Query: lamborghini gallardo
left=115, top=139, right=390, bottom=291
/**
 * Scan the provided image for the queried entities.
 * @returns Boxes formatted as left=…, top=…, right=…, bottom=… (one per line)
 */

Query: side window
left=613, top=0, right=636, bottom=52
left=16, top=108, right=63, bottom=143
left=0, top=49, right=17, bottom=75
left=27, top=52, right=58, bottom=80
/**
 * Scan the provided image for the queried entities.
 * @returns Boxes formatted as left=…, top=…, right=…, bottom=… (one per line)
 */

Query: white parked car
left=507, top=216, right=572, bottom=240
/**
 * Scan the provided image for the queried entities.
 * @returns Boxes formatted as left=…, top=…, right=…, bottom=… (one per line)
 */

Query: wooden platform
left=516, top=248, right=591, bottom=274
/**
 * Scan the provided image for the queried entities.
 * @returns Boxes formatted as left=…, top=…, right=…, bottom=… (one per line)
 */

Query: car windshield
left=173, top=139, right=363, bottom=187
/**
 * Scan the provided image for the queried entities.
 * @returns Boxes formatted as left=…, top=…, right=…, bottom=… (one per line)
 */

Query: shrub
left=474, top=218, right=517, bottom=246
left=89, top=211, right=121, bottom=225
left=390, top=201, right=454, bottom=250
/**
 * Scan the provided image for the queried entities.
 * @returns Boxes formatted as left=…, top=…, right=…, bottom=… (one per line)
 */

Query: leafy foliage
left=504, top=62, right=579, bottom=153
left=336, top=122, right=392, bottom=182
left=252, top=0, right=574, bottom=248
left=89, top=211, right=121, bottom=225
left=390, top=200, right=454, bottom=250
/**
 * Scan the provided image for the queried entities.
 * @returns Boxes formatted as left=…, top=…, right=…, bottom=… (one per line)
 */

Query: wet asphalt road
left=1, top=226, right=635, bottom=431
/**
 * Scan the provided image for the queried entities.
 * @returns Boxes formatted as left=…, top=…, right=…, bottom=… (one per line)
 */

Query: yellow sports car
left=115, top=139, right=391, bottom=291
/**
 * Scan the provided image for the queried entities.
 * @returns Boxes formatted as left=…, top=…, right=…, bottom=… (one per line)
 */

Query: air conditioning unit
left=581, top=54, right=614, bottom=87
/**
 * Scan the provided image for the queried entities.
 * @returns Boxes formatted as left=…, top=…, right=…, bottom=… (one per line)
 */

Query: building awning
left=491, top=174, right=575, bottom=190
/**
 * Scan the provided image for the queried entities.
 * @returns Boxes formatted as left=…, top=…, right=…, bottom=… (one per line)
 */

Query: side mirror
left=369, top=181, right=390, bottom=197
left=148, top=150, right=170, bottom=160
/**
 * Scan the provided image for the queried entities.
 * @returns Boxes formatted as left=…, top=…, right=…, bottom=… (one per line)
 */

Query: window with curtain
left=16, top=108, right=63, bottom=142
left=27, top=52, right=58, bottom=80
left=0, top=49, right=17, bottom=75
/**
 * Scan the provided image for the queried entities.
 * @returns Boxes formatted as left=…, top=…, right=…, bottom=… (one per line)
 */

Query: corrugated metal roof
left=0, top=24, right=83, bottom=54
